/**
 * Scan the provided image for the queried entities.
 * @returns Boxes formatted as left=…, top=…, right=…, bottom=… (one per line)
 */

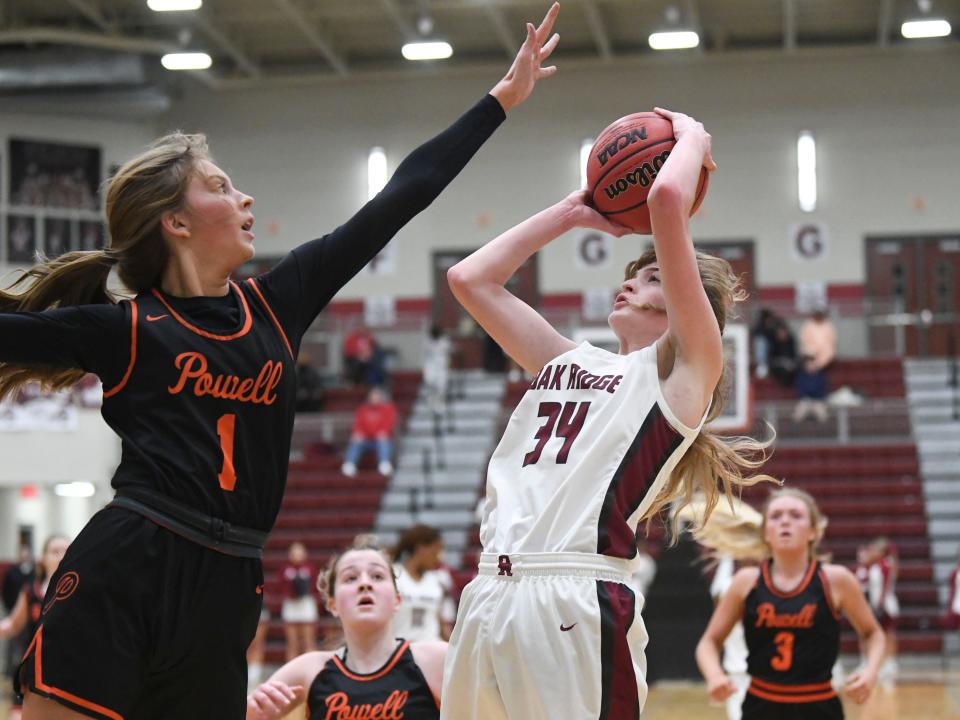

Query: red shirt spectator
left=352, top=394, right=397, bottom=439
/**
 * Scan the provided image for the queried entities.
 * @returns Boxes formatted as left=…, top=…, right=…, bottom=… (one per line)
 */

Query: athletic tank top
left=393, top=565, right=446, bottom=642
left=100, top=280, right=295, bottom=530
left=744, top=560, right=840, bottom=702
left=307, top=640, right=439, bottom=720
left=480, top=342, right=704, bottom=560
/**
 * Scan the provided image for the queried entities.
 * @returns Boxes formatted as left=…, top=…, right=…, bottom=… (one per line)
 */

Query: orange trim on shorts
left=246, top=278, right=293, bottom=360
left=332, top=640, right=409, bottom=682
left=750, top=677, right=834, bottom=694
left=29, top=626, right=125, bottom=720
left=103, top=300, right=138, bottom=399
left=748, top=684, right=837, bottom=704
left=762, top=559, right=817, bottom=599
left=150, top=280, right=253, bottom=341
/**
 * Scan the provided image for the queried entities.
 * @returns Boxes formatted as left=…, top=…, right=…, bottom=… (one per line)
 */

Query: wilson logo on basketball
left=168, top=352, right=283, bottom=405
left=755, top=602, right=817, bottom=629
left=596, top=127, right=648, bottom=166
left=322, top=690, right=409, bottom=720
left=603, top=151, right=671, bottom=200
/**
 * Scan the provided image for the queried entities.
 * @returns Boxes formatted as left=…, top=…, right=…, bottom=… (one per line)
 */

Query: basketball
left=586, top=111, right=709, bottom=234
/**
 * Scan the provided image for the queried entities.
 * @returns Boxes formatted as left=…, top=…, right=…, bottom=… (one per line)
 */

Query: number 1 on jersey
left=523, top=401, right=590, bottom=467
left=217, top=413, right=237, bottom=491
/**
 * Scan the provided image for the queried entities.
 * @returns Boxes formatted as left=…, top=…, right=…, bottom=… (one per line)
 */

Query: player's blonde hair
left=0, top=132, right=211, bottom=402
left=625, top=249, right=779, bottom=541
left=679, top=487, right=828, bottom=561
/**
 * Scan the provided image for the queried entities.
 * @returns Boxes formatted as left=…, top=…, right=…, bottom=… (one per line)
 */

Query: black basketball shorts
left=742, top=690, right=844, bottom=720
left=16, top=505, right=263, bottom=719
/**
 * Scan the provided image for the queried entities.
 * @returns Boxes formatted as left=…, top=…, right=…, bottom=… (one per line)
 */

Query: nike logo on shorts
left=560, top=623, right=577, bottom=632
left=146, top=314, right=169, bottom=322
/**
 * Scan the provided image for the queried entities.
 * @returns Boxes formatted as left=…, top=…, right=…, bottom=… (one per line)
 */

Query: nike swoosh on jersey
left=146, top=314, right=169, bottom=322
left=560, top=623, right=577, bottom=632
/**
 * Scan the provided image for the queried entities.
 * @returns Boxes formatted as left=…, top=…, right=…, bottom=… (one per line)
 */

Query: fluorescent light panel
left=161, top=52, right=212, bottom=70
left=401, top=41, right=453, bottom=61
left=148, top=0, right=202, bottom=11
left=54, top=481, right=96, bottom=498
left=580, top=138, right=593, bottom=188
left=901, top=19, right=951, bottom=38
left=648, top=31, right=700, bottom=50
left=797, top=131, right=817, bottom=213
left=368, top=147, right=387, bottom=200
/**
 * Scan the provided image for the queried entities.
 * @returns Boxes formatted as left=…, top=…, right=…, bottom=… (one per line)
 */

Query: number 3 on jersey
left=217, top=413, right=237, bottom=491
left=771, top=631, right=794, bottom=671
left=523, top=401, right=590, bottom=467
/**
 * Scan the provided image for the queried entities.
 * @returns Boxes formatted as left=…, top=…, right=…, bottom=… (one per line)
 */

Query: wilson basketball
left=586, top=111, right=709, bottom=234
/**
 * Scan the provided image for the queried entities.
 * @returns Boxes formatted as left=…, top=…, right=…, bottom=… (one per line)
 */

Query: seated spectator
left=294, top=350, right=325, bottom=412
left=793, top=306, right=836, bottom=422
left=751, top=308, right=797, bottom=386
left=342, top=325, right=376, bottom=386
left=423, top=325, right=452, bottom=423
left=341, top=386, right=397, bottom=477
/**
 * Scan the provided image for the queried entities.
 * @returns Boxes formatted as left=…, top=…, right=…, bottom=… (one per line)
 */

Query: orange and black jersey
left=24, top=578, right=45, bottom=638
left=744, top=560, right=840, bottom=703
left=0, top=94, right=505, bottom=531
left=307, top=640, right=440, bottom=720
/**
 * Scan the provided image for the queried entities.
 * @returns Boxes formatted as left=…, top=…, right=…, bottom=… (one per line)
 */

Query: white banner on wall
left=789, top=222, right=828, bottom=262
left=582, top=287, right=614, bottom=321
left=574, top=232, right=612, bottom=270
left=364, top=295, right=396, bottom=327
left=363, top=244, right=396, bottom=275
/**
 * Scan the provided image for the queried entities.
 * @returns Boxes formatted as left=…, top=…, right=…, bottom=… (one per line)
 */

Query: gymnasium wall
left=158, top=45, right=960, bottom=298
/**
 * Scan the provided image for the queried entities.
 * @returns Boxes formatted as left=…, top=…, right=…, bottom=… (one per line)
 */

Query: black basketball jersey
left=307, top=640, right=440, bottom=720
left=100, top=280, right=294, bottom=530
left=25, top=578, right=45, bottom=637
left=743, top=560, right=840, bottom=703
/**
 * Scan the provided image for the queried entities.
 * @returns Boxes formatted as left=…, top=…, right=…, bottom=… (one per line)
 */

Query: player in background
left=0, top=6, right=560, bottom=717
left=246, top=536, right=444, bottom=720
left=392, top=524, right=456, bottom=641
left=696, top=488, right=885, bottom=719
left=441, top=108, right=775, bottom=719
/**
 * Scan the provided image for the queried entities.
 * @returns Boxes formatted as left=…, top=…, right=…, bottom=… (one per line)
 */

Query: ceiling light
left=148, top=0, right=201, bottom=10
left=901, top=19, right=952, bottom=38
left=368, top=147, right=387, bottom=200
left=797, top=131, right=817, bottom=213
left=402, top=41, right=453, bottom=61
left=648, top=31, right=700, bottom=50
left=161, top=52, right=212, bottom=70
left=54, top=481, right=96, bottom=498
left=148, top=0, right=202, bottom=11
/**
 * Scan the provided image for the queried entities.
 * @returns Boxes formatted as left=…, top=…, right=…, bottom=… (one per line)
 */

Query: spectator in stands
left=246, top=535, right=445, bottom=720
left=391, top=524, right=455, bottom=642
left=423, top=325, right=452, bottom=425
left=0, top=535, right=69, bottom=720
left=793, top=306, right=836, bottom=423
left=341, top=386, right=397, bottom=477
left=342, top=325, right=387, bottom=387
left=294, top=350, right=325, bottom=412
left=751, top=308, right=797, bottom=387
left=280, top=542, right=319, bottom=662
left=2, top=544, right=34, bottom=712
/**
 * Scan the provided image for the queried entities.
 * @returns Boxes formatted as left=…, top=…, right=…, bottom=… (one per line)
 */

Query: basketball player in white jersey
left=392, top=524, right=455, bottom=641
left=441, top=109, right=773, bottom=719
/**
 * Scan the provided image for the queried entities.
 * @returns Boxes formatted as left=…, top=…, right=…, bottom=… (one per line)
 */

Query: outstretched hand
left=561, top=190, right=632, bottom=237
left=246, top=680, right=306, bottom=720
left=490, top=2, right=560, bottom=111
left=654, top=107, right=717, bottom=172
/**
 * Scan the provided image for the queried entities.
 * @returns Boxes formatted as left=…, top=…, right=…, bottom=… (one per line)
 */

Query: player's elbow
left=647, top=181, right=686, bottom=216
left=446, top=264, right=473, bottom=300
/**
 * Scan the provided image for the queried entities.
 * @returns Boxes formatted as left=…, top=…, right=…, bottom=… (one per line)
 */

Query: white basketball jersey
left=479, top=341, right=704, bottom=560
left=393, top=564, right=448, bottom=642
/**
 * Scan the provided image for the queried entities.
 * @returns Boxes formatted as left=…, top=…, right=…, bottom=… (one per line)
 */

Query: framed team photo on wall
left=6, top=213, right=37, bottom=263
left=9, top=138, right=101, bottom=210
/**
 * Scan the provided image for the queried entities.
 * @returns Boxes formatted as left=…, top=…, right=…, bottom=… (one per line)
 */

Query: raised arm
left=447, top=190, right=628, bottom=373
left=827, top=565, right=884, bottom=705
left=647, top=109, right=721, bottom=423
left=257, top=4, right=562, bottom=339
left=696, top=567, right=755, bottom=704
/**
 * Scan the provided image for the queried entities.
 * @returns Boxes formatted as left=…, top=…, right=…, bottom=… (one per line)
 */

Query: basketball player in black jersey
left=0, top=6, right=560, bottom=718
left=246, top=537, right=443, bottom=720
left=696, top=488, right=885, bottom=719
left=0, top=536, right=69, bottom=720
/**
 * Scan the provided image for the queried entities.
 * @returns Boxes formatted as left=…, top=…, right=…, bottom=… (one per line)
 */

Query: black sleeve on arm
left=0, top=304, right=129, bottom=384
left=257, top=93, right=506, bottom=340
